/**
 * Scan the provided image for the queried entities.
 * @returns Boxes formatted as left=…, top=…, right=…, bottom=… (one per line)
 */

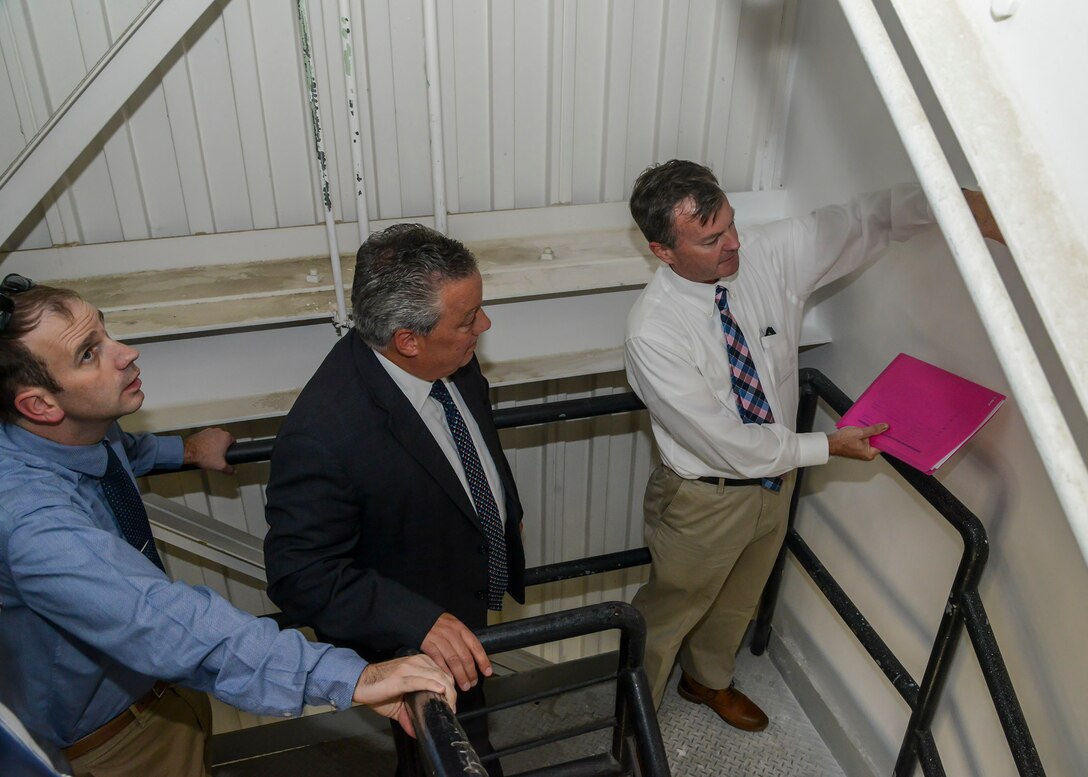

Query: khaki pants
left=67, top=687, right=212, bottom=777
left=631, top=466, right=794, bottom=707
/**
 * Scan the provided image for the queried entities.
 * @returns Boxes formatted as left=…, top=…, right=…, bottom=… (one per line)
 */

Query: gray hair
left=351, top=223, right=479, bottom=348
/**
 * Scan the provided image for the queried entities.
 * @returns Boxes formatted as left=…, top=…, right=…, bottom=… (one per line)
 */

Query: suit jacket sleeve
left=263, top=429, right=444, bottom=653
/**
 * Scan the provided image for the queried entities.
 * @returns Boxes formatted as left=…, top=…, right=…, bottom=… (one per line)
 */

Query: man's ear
left=13, top=387, right=64, bottom=425
left=648, top=241, right=675, bottom=266
left=390, top=328, right=421, bottom=358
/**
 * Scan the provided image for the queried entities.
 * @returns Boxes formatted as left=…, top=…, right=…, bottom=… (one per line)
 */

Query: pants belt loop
left=716, top=478, right=725, bottom=495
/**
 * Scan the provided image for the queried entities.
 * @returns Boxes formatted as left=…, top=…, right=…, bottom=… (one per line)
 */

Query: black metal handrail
left=403, top=603, right=669, bottom=777
left=162, top=390, right=647, bottom=473
left=158, top=373, right=1043, bottom=775
left=752, top=368, right=1044, bottom=777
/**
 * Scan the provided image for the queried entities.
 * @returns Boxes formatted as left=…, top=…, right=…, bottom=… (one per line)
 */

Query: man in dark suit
left=264, top=223, right=525, bottom=775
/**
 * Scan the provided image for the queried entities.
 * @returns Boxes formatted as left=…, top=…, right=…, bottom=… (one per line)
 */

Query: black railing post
left=961, top=592, right=1045, bottom=777
left=612, top=621, right=634, bottom=769
left=473, top=602, right=670, bottom=777
left=406, top=689, right=487, bottom=776
left=750, top=371, right=820, bottom=655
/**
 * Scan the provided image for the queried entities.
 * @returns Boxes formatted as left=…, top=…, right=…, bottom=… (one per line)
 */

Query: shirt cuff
left=307, top=648, right=368, bottom=710
left=156, top=436, right=185, bottom=469
left=796, top=431, right=830, bottom=468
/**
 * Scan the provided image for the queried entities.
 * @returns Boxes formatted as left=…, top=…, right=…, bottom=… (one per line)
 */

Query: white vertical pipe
left=837, top=0, right=1088, bottom=548
left=422, top=0, right=448, bottom=234
left=297, top=0, right=350, bottom=331
left=338, top=0, right=370, bottom=246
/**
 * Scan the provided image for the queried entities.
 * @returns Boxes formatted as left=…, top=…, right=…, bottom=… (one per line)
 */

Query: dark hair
left=629, top=160, right=726, bottom=247
left=0, top=285, right=81, bottom=423
left=351, top=223, right=479, bottom=349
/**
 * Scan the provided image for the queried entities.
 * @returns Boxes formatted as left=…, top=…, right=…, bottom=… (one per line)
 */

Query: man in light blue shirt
left=0, top=276, right=455, bottom=777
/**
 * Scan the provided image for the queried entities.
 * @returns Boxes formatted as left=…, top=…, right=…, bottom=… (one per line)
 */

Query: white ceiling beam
left=0, top=0, right=220, bottom=246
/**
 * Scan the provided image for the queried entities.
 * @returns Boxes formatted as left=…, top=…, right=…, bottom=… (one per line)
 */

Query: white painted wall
left=3, top=0, right=1085, bottom=766
left=947, top=1, right=1088, bottom=238
left=0, top=0, right=794, bottom=255
left=779, top=2, right=1088, bottom=775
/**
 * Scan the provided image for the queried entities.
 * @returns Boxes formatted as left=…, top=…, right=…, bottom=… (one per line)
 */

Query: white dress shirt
left=375, top=350, right=507, bottom=522
left=625, top=185, right=934, bottom=480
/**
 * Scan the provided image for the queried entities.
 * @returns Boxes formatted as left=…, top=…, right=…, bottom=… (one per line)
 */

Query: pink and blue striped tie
left=715, top=286, right=783, bottom=492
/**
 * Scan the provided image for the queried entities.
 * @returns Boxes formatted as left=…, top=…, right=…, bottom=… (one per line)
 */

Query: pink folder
left=836, top=353, right=1006, bottom=475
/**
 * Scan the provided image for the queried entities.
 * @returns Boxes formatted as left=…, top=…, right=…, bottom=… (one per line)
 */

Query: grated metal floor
left=655, top=652, right=845, bottom=777
left=488, top=650, right=845, bottom=777
left=213, top=649, right=844, bottom=777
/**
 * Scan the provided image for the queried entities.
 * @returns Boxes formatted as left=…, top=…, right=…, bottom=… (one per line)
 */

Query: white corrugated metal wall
left=1, top=0, right=792, bottom=252
left=0, top=0, right=797, bottom=663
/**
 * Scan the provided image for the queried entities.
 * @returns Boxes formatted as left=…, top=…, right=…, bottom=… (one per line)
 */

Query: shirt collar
left=373, top=349, right=443, bottom=412
left=657, top=264, right=740, bottom=318
left=0, top=422, right=109, bottom=477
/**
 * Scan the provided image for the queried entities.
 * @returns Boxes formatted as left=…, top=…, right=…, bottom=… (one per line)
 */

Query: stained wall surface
left=779, top=2, right=1088, bottom=775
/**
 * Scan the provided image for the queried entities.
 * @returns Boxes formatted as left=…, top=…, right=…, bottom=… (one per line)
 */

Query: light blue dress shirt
left=0, top=422, right=366, bottom=752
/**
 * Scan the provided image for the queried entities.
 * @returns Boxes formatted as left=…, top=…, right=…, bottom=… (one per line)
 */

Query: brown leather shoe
left=677, top=671, right=769, bottom=732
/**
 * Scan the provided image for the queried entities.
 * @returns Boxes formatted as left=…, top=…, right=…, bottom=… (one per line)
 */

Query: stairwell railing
left=164, top=368, right=1043, bottom=776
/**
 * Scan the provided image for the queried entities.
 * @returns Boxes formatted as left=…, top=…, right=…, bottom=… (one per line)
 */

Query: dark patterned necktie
left=100, top=441, right=165, bottom=570
left=429, top=380, right=508, bottom=610
left=715, top=286, right=783, bottom=492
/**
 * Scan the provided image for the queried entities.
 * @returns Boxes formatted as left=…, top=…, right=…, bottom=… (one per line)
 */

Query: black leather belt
left=696, top=475, right=763, bottom=487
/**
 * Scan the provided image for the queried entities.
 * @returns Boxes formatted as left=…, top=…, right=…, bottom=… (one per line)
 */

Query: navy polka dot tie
left=100, top=441, right=165, bottom=571
left=716, top=286, right=783, bottom=492
left=430, top=380, right=508, bottom=610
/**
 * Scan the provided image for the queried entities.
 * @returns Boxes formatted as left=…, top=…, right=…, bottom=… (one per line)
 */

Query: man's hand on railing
left=421, top=612, right=493, bottom=693
left=828, top=423, right=889, bottom=461
left=182, top=427, right=236, bottom=474
left=352, top=654, right=457, bottom=738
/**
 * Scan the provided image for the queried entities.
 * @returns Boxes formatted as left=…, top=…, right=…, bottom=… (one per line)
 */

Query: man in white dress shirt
left=623, top=160, right=1000, bottom=731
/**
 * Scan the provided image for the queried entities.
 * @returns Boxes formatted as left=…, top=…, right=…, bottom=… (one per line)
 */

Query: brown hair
left=629, top=160, right=726, bottom=248
left=0, top=285, right=81, bottom=423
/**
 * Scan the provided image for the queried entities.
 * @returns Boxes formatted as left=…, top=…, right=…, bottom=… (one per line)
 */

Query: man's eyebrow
left=73, top=330, right=100, bottom=360
left=72, top=314, right=106, bottom=359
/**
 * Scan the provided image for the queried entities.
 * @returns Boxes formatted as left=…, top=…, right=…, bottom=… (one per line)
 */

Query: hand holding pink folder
left=836, top=353, right=1006, bottom=475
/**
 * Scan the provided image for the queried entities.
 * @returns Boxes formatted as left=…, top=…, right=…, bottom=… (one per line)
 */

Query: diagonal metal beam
left=887, top=1, right=1088, bottom=428
left=835, top=0, right=1088, bottom=561
left=144, top=493, right=266, bottom=583
left=0, top=0, right=220, bottom=246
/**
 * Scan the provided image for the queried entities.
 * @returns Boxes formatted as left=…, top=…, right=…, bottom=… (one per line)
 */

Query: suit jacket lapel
left=351, top=337, right=485, bottom=536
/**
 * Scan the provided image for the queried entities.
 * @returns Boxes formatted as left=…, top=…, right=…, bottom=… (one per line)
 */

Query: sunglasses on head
left=0, top=274, right=36, bottom=333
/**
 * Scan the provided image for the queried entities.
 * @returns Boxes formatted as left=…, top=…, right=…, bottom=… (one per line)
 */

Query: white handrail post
left=422, top=0, right=448, bottom=235
left=338, top=0, right=371, bottom=248
left=297, top=0, right=350, bottom=332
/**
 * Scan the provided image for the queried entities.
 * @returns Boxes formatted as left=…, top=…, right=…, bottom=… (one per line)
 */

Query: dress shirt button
left=477, top=544, right=487, bottom=556
left=475, top=589, right=486, bottom=601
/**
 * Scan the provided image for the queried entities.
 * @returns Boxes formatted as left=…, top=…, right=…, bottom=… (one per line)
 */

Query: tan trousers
left=631, top=465, right=794, bottom=707
left=67, top=687, right=212, bottom=777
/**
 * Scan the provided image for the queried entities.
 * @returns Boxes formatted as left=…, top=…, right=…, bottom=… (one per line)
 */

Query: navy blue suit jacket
left=264, top=332, right=525, bottom=660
